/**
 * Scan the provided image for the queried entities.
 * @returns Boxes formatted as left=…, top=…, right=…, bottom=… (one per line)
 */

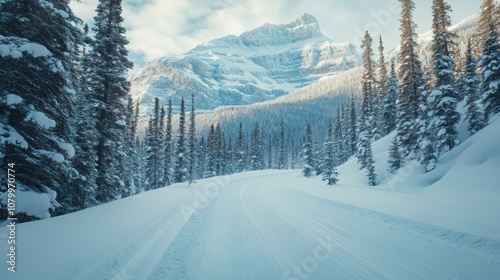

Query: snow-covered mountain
left=129, top=13, right=361, bottom=115
left=196, top=11, right=480, bottom=142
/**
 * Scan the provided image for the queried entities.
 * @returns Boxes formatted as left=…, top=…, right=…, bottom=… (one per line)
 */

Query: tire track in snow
left=64, top=200, right=198, bottom=280
left=287, top=186, right=500, bottom=264
left=268, top=185, right=494, bottom=279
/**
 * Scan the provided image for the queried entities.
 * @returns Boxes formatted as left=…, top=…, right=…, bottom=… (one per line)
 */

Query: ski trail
left=63, top=197, right=198, bottom=280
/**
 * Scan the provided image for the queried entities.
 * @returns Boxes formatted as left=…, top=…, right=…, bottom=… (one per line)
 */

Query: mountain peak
left=238, top=13, right=323, bottom=47
left=293, top=13, right=318, bottom=26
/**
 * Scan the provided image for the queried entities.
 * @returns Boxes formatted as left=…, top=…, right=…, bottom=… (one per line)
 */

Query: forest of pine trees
left=0, top=0, right=499, bottom=221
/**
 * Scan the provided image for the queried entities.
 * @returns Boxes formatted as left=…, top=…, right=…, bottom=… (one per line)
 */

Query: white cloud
left=70, top=0, right=483, bottom=73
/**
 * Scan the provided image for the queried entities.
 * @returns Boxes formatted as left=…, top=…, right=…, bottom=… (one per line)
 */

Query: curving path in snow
left=1, top=170, right=499, bottom=280
left=147, top=171, right=500, bottom=280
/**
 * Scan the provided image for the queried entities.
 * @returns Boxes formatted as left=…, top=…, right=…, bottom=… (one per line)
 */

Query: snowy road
left=1, top=170, right=500, bottom=280
left=146, top=171, right=500, bottom=280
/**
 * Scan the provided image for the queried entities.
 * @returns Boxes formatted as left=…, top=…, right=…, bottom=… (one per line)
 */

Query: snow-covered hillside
left=129, top=13, right=360, bottom=115
left=1, top=114, right=499, bottom=279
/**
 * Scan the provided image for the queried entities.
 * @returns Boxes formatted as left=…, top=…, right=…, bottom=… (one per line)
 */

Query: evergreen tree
left=277, top=117, right=287, bottom=169
left=145, top=98, right=161, bottom=190
left=267, top=135, right=273, bottom=169
left=473, top=0, right=497, bottom=59
left=348, top=96, right=358, bottom=157
left=357, top=31, right=376, bottom=170
left=383, top=62, right=398, bottom=134
left=131, top=102, right=142, bottom=191
left=250, top=122, right=264, bottom=170
left=302, top=123, right=314, bottom=177
left=0, top=0, right=83, bottom=216
left=388, top=137, right=402, bottom=173
left=174, top=97, right=187, bottom=183
left=70, top=24, right=98, bottom=210
left=464, top=40, right=486, bottom=134
left=333, top=108, right=345, bottom=166
left=121, top=96, right=138, bottom=197
left=322, top=121, right=339, bottom=185
left=417, top=88, right=437, bottom=172
left=478, top=6, right=500, bottom=120
left=157, top=106, right=166, bottom=186
left=187, top=94, right=197, bottom=184
left=428, top=0, right=460, bottom=155
left=91, top=0, right=133, bottom=202
left=197, top=136, right=206, bottom=178
left=235, top=122, right=247, bottom=173
left=214, top=124, right=225, bottom=175
left=204, top=124, right=217, bottom=178
left=376, top=35, right=390, bottom=137
left=163, top=97, right=173, bottom=185
left=396, top=0, right=425, bottom=159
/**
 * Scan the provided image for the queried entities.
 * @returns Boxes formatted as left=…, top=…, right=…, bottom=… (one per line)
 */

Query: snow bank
left=301, top=114, right=500, bottom=239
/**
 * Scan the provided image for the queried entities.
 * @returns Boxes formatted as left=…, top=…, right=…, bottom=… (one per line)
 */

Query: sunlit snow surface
left=1, top=115, right=500, bottom=279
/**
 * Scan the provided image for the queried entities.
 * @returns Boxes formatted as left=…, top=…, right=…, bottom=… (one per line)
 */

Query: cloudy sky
left=70, top=0, right=483, bottom=73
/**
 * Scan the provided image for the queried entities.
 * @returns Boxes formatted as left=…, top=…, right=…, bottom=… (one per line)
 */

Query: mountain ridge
left=129, top=13, right=361, bottom=117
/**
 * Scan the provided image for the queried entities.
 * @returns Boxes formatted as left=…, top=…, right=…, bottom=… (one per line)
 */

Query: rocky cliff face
left=129, top=13, right=361, bottom=115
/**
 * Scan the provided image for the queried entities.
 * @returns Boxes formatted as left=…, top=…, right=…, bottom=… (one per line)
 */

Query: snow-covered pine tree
left=121, top=96, right=138, bottom=197
left=187, top=94, right=197, bottom=185
left=464, top=39, right=486, bottom=134
left=357, top=31, right=375, bottom=170
left=333, top=108, right=344, bottom=166
left=302, top=122, right=314, bottom=177
left=473, top=0, right=497, bottom=59
left=383, top=62, right=398, bottom=134
left=164, top=97, right=173, bottom=185
left=388, top=136, right=402, bottom=173
left=340, top=104, right=351, bottom=163
left=322, top=120, right=339, bottom=185
left=215, top=124, right=225, bottom=175
left=376, top=35, right=390, bottom=137
left=157, top=106, right=166, bottom=186
left=357, top=31, right=378, bottom=185
left=277, top=117, right=287, bottom=169
left=226, top=137, right=234, bottom=174
left=204, top=124, right=217, bottom=178
left=478, top=4, right=500, bottom=120
left=235, top=122, right=247, bottom=173
left=267, top=135, right=273, bottom=169
left=428, top=0, right=460, bottom=155
left=0, top=0, right=83, bottom=217
left=197, top=136, right=206, bottom=178
left=174, top=97, right=188, bottom=183
left=417, top=88, right=437, bottom=172
left=131, top=101, right=142, bottom=191
left=348, top=96, right=358, bottom=157
left=70, top=24, right=98, bottom=211
left=91, top=0, right=133, bottom=202
left=365, top=144, right=377, bottom=186
left=396, top=0, right=426, bottom=159
left=250, top=122, right=264, bottom=170
left=145, top=98, right=161, bottom=190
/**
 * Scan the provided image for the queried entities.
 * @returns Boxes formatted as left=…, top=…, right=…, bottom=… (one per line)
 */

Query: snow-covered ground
left=1, top=116, right=500, bottom=279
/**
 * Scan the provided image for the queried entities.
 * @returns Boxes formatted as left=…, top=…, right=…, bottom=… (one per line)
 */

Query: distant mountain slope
left=129, top=13, right=361, bottom=116
left=195, top=11, right=480, bottom=143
